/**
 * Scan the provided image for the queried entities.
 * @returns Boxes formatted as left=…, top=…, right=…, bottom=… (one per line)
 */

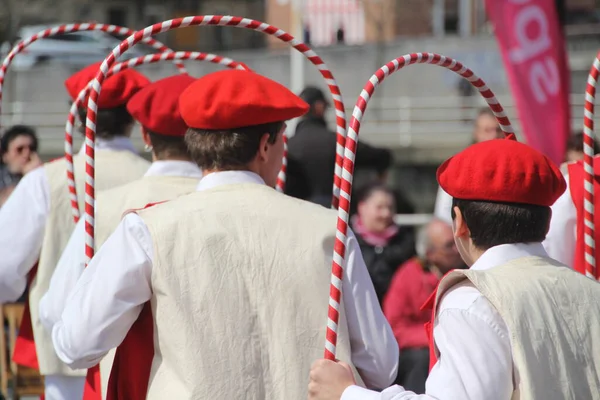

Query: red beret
left=179, top=70, right=309, bottom=130
left=65, top=62, right=150, bottom=109
left=437, top=138, right=566, bottom=206
left=126, top=74, right=195, bottom=137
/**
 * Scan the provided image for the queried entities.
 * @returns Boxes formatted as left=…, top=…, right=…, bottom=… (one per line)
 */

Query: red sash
left=102, top=202, right=162, bottom=399
left=12, top=263, right=40, bottom=370
left=11, top=263, right=44, bottom=399
left=82, top=365, right=102, bottom=400
left=106, top=302, right=154, bottom=400
left=420, top=289, right=439, bottom=372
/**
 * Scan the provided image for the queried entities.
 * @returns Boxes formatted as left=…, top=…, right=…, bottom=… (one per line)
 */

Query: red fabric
left=82, top=365, right=102, bottom=400
left=437, top=137, right=566, bottom=206
left=104, top=201, right=160, bottom=399
left=106, top=302, right=154, bottom=400
left=12, top=263, right=40, bottom=370
left=383, top=258, right=440, bottom=350
left=126, top=74, right=195, bottom=137
left=178, top=70, right=309, bottom=130
left=421, top=289, right=438, bottom=372
left=485, top=0, right=570, bottom=165
left=64, top=62, right=150, bottom=108
left=567, top=158, right=600, bottom=278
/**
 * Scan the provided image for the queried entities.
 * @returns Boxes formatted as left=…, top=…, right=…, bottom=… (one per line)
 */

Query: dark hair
left=450, top=198, right=551, bottom=250
left=355, top=183, right=395, bottom=205
left=146, top=130, right=190, bottom=160
left=1, top=125, right=38, bottom=157
left=566, top=131, right=600, bottom=154
left=77, top=106, right=133, bottom=139
left=184, top=122, right=284, bottom=170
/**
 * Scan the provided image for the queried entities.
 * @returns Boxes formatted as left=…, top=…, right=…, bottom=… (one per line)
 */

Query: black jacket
left=285, top=116, right=392, bottom=203
left=355, top=227, right=416, bottom=305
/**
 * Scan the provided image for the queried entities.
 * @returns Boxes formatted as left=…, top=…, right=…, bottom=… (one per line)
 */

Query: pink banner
left=486, top=0, right=570, bottom=165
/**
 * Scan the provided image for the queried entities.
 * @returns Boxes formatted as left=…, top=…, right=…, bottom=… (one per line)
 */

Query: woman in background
left=0, top=125, right=40, bottom=205
left=351, top=183, right=416, bottom=304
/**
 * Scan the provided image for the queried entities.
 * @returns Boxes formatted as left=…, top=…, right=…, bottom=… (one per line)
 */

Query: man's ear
left=140, top=127, right=152, bottom=148
left=258, top=133, right=272, bottom=161
left=453, top=206, right=469, bottom=239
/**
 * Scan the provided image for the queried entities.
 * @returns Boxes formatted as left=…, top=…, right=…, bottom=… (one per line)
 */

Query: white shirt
left=51, top=170, right=399, bottom=390
left=341, top=242, right=550, bottom=400
left=433, top=187, right=453, bottom=225
left=543, top=173, right=577, bottom=267
left=0, top=137, right=139, bottom=303
left=38, top=160, right=202, bottom=334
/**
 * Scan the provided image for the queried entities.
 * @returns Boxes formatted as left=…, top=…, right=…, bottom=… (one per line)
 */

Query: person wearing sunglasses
left=0, top=124, right=41, bottom=205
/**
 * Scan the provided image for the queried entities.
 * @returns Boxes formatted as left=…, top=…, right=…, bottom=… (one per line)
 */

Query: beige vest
left=137, top=184, right=359, bottom=399
left=94, top=175, right=200, bottom=397
left=433, top=256, right=600, bottom=400
left=30, top=151, right=150, bottom=376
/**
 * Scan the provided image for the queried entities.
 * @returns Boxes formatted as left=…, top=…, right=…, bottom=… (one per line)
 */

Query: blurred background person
left=564, top=131, right=600, bottom=163
left=383, top=218, right=466, bottom=393
left=285, top=86, right=393, bottom=207
left=434, top=108, right=503, bottom=223
left=0, top=124, right=40, bottom=206
left=351, top=183, right=416, bottom=304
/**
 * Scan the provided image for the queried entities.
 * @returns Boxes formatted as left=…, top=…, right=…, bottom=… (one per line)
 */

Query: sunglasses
left=15, top=144, right=37, bottom=154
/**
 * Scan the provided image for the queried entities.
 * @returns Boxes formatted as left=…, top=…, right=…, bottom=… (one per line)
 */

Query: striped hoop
left=83, top=15, right=347, bottom=268
left=275, top=135, right=289, bottom=193
left=0, top=23, right=186, bottom=130
left=582, top=54, right=599, bottom=279
left=323, top=52, right=514, bottom=360
left=65, top=51, right=247, bottom=223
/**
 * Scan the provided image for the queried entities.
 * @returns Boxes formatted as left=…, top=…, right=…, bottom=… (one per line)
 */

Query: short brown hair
left=184, top=122, right=284, bottom=170
left=77, top=106, right=133, bottom=139
left=146, top=131, right=190, bottom=160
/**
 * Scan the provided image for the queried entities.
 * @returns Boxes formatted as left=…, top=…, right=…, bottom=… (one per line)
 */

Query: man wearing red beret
left=39, top=73, right=202, bottom=398
left=0, top=62, right=151, bottom=399
left=308, top=136, right=600, bottom=400
left=49, top=70, right=398, bottom=399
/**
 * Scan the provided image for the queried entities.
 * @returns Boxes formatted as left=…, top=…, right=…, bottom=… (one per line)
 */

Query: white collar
left=144, top=160, right=202, bottom=178
left=471, top=243, right=550, bottom=272
left=196, top=170, right=265, bottom=192
left=77, top=137, right=138, bottom=155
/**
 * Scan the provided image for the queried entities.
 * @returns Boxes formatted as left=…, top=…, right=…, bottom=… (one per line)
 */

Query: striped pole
left=0, top=23, right=186, bottom=130
left=324, top=52, right=514, bottom=360
left=83, top=15, right=347, bottom=269
left=582, top=54, right=599, bottom=279
left=276, top=134, right=289, bottom=192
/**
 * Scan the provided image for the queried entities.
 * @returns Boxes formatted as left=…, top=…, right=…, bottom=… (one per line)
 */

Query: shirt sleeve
left=39, top=218, right=86, bottom=333
left=51, top=213, right=153, bottom=370
left=341, top=294, right=513, bottom=400
left=543, top=177, right=576, bottom=267
left=343, top=229, right=400, bottom=390
left=0, top=167, right=50, bottom=303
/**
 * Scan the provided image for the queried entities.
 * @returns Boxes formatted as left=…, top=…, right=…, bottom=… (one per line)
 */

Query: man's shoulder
left=438, top=278, right=487, bottom=314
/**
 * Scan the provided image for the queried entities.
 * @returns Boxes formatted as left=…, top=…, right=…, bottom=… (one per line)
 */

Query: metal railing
left=1, top=93, right=596, bottom=156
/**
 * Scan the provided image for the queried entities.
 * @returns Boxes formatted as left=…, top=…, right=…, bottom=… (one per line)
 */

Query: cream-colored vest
left=433, top=256, right=600, bottom=400
left=30, top=151, right=150, bottom=376
left=94, top=175, right=200, bottom=397
left=137, top=184, right=359, bottom=399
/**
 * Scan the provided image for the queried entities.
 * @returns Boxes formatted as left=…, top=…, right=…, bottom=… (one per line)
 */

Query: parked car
left=1, top=24, right=152, bottom=70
